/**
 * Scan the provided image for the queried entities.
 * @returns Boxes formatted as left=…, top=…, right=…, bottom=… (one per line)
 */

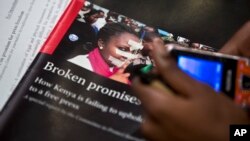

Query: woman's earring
left=99, top=46, right=103, bottom=50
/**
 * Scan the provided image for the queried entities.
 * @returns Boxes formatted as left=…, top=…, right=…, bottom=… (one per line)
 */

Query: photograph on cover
left=54, top=1, right=217, bottom=84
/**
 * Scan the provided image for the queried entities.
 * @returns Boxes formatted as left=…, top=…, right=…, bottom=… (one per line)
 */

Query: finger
left=116, top=68, right=125, bottom=74
left=122, top=73, right=130, bottom=77
left=120, top=61, right=130, bottom=70
left=132, top=77, right=180, bottom=119
left=219, top=21, right=250, bottom=57
left=116, top=63, right=129, bottom=74
left=152, top=44, right=206, bottom=98
left=141, top=116, right=169, bottom=141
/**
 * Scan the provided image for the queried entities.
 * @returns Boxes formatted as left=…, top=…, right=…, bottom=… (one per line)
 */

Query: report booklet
left=0, top=0, right=217, bottom=140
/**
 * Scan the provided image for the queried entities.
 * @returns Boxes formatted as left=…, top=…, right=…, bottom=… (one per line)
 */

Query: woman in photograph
left=68, top=23, right=140, bottom=84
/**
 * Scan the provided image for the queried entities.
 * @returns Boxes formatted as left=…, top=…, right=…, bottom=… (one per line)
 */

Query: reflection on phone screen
left=177, top=55, right=223, bottom=92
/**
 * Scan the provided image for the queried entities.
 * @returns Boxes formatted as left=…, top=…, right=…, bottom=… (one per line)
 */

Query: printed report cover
left=1, top=0, right=217, bottom=140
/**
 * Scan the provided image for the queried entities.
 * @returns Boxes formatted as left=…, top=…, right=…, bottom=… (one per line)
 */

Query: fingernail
left=154, top=44, right=168, bottom=62
left=154, top=44, right=163, bottom=55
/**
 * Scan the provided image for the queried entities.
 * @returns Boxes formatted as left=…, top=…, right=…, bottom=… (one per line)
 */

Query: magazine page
left=0, top=0, right=71, bottom=112
left=2, top=1, right=218, bottom=141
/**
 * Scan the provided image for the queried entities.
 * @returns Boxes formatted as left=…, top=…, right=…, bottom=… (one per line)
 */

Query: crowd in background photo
left=59, top=1, right=218, bottom=84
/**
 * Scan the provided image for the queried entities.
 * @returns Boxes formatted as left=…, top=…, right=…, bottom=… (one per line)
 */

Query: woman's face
left=100, top=32, right=140, bottom=67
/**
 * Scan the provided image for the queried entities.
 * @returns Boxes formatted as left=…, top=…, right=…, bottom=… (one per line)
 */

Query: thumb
left=153, top=43, right=207, bottom=98
left=219, top=21, right=250, bottom=57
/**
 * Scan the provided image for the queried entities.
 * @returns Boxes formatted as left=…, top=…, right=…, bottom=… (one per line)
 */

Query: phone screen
left=177, top=55, right=223, bottom=92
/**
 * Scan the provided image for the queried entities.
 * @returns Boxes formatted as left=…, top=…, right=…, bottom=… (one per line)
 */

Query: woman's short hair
left=97, top=23, right=138, bottom=43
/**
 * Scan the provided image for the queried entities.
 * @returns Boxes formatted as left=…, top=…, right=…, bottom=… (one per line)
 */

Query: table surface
left=92, top=0, right=250, bottom=50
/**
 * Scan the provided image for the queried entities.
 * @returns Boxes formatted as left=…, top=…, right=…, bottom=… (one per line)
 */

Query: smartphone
left=170, top=46, right=250, bottom=105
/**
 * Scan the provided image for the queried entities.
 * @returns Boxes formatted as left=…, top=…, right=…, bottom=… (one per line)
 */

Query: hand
left=109, top=63, right=130, bottom=84
left=219, top=21, right=250, bottom=57
left=132, top=41, right=249, bottom=141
